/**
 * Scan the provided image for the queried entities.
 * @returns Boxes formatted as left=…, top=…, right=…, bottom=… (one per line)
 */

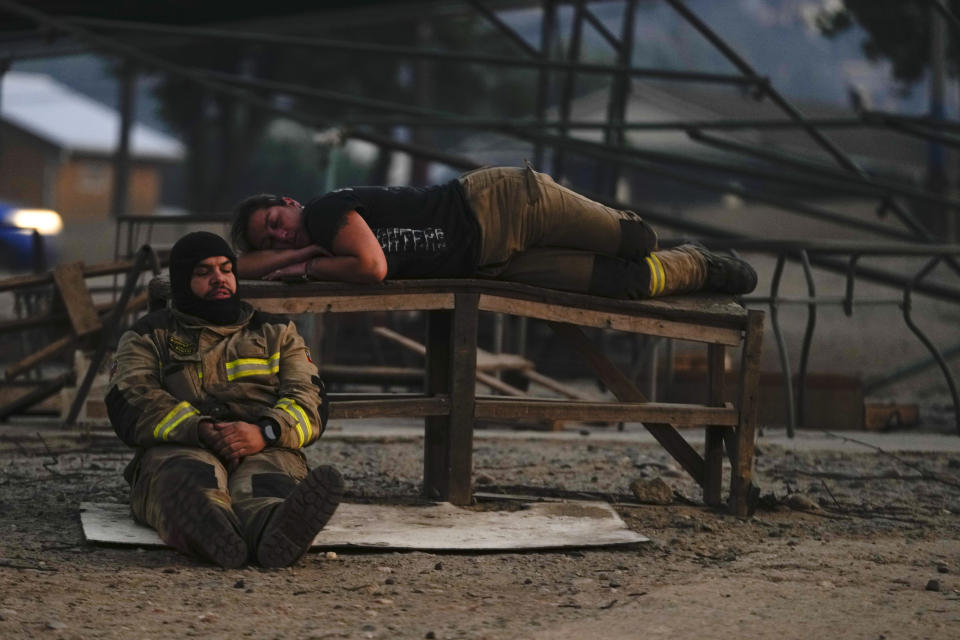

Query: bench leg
left=423, top=293, right=479, bottom=505
left=548, top=321, right=705, bottom=484
left=731, top=310, right=764, bottom=517
left=703, top=344, right=726, bottom=507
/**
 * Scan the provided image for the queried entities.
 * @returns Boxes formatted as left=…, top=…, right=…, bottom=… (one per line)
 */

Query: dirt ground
left=1, top=421, right=959, bottom=640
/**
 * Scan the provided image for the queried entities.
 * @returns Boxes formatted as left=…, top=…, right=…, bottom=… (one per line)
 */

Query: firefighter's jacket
left=106, top=302, right=325, bottom=475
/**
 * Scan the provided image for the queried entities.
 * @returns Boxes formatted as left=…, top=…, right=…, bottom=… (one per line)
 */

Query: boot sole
left=708, top=256, right=757, bottom=294
left=160, top=487, right=247, bottom=569
left=257, top=465, right=344, bottom=568
left=688, top=242, right=757, bottom=295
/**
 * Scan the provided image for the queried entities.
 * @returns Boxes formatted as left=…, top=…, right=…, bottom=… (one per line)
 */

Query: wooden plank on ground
left=373, top=326, right=528, bottom=397
left=0, top=289, right=147, bottom=336
left=372, top=326, right=531, bottom=372
left=0, top=373, right=73, bottom=420
left=53, top=262, right=101, bottom=337
left=520, top=369, right=602, bottom=401
left=5, top=334, right=76, bottom=380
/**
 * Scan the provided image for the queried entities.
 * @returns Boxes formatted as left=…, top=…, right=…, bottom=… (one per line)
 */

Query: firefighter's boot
left=256, top=465, right=344, bottom=568
left=647, top=244, right=757, bottom=297
left=159, top=483, right=247, bottom=569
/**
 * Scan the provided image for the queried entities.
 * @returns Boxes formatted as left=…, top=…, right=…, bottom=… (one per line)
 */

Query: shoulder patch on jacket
left=167, top=334, right=196, bottom=355
left=249, top=310, right=291, bottom=330
left=130, top=309, right=173, bottom=336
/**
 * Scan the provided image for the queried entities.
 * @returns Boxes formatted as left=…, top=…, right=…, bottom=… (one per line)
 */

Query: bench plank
left=479, top=294, right=743, bottom=346
left=328, top=395, right=449, bottom=419
left=474, top=398, right=737, bottom=425
left=241, top=279, right=747, bottom=327
left=251, top=292, right=454, bottom=314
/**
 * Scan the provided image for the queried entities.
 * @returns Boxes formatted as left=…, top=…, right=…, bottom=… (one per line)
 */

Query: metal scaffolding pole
left=687, top=129, right=960, bottom=212
left=109, top=59, right=135, bottom=219
left=534, top=0, right=557, bottom=169
left=0, top=57, right=8, bottom=159
left=70, top=15, right=764, bottom=86
left=664, top=0, right=865, bottom=177
left=325, top=115, right=870, bottom=131
left=600, top=0, right=635, bottom=197
left=553, top=0, right=585, bottom=180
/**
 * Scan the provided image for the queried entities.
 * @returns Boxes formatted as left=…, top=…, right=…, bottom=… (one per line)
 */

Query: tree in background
left=815, top=0, right=960, bottom=90
left=816, top=0, right=959, bottom=237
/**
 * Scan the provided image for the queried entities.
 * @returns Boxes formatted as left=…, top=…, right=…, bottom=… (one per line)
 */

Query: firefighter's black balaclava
left=169, top=231, right=242, bottom=325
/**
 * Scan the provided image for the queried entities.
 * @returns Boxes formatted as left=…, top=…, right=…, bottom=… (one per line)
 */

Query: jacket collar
left=170, top=301, right=254, bottom=335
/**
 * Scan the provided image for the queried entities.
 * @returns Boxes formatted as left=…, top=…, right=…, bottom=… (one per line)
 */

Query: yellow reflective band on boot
left=646, top=254, right=665, bottom=297
left=225, top=353, right=280, bottom=381
left=152, top=401, right=199, bottom=441
left=276, top=397, right=310, bottom=447
left=651, top=254, right=666, bottom=295
left=645, top=256, right=658, bottom=296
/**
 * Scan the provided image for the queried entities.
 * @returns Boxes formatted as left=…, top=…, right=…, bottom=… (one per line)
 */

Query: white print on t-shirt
left=374, top=227, right=447, bottom=255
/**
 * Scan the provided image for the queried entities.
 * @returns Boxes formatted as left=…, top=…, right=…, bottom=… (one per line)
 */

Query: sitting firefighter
left=106, top=231, right=342, bottom=568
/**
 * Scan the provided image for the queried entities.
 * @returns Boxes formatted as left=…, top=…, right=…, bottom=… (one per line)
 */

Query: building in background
left=0, top=72, right=184, bottom=222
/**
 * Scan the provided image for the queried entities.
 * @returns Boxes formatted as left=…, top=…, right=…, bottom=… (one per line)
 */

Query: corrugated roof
left=1, top=71, right=184, bottom=161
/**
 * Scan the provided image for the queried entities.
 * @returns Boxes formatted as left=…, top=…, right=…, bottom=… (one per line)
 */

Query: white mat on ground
left=80, top=500, right=648, bottom=551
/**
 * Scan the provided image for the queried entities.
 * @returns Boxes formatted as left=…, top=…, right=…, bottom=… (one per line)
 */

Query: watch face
left=262, top=423, right=278, bottom=442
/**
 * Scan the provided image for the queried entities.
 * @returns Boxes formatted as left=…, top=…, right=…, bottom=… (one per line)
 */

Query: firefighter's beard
left=173, top=290, right=243, bottom=325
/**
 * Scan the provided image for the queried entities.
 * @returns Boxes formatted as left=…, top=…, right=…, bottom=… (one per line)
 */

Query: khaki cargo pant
left=458, top=165, right=658, bottom=294
left=128, top=445, right=308, bottom=552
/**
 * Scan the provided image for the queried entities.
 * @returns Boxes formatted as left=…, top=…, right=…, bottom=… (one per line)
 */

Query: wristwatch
left=258, top=419, right=281, bottom=446
left=301, top=258, right=314, bottom=281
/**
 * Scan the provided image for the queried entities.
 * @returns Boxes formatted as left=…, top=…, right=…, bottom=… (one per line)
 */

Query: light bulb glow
left=10, top=209, right=63, bottom=235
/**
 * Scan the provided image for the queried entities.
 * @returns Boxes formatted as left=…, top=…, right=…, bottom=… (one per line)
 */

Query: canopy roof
left=1, top=71, right=184, bottom=160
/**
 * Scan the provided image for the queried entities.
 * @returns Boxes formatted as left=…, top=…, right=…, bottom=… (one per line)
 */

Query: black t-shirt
left=302, top=179, right=479, bottom=279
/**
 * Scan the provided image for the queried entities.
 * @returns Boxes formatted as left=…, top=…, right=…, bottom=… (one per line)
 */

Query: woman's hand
left=263, top=260, right=311, bottom=281
left=237, top=245, right=331, bottom=279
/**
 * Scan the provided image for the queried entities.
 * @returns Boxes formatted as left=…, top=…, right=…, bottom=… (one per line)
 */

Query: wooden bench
left=241, top=278, right=765, bottom=517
